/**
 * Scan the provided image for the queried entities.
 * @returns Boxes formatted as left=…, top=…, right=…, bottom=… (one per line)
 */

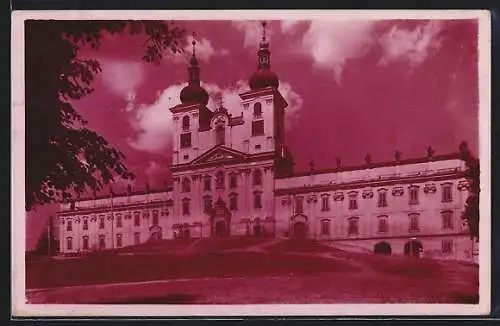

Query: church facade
left=56, top=25, right=477, bottom=262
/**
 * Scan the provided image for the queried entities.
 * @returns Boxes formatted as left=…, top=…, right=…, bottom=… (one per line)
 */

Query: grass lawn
left=25, top=238, right=479, bottom=304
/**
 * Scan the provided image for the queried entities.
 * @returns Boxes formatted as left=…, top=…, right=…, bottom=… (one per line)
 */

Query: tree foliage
left=25, top=20, right=186, bottom=211
left=459, top=141, right=480, bottom=241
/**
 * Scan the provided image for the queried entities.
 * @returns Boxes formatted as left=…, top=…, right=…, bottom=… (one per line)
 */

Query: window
left=295, top=196, right=304, bottom=214
left=321, top=195, right=330, bottom=212
left=133, top=212, right=140, bottom=227
left=230, top=174, right=238, bottom=188
left=441, top=211, right=454, bottom=230
left=409, top=186, right=419, bottom=205
left=116, top=234, right=123, bottom=248
left=99, top=216, right=105, bottom=229
left=348, top=194, right=358, bottom=210
left=180, top=133, right=192, bottom=148
left=182, top=177, right=191, bottom=193
left=409, top=213, right=420, bottom=232
left=254, top=192, right=262, bottom=209
left=203, top=175, right=211, bottom=191
left=378, top=190, right=388, bottom=207
left=215, top=123, right=225, bottom=145
left=253, top=102, right=262, bottom=118
left=348, top=218, right=359, bottom=235
left=152, top=210, right=159, bottom=226
left=82, top=236, right=89, bottom=250
left=229, top=194, right=238, bottom=211
left=378, top=216, right=388, bottom=233
left=67, top=219, right=72, bottom=232
left=66, top=237, right=73, bottom=250
left=204, top=195, right=213, bottom=213
left=116, top=214, right=122, bottom=228
left=216, top=171, right=225, bottom=189
left=83, top=218, right=88, bottom=230
left=182, top=198, right=190, bottom=216
left=253, top=169, right=262, bottom=186
left=321, top=219, right=331, bottom=235
left=134, top=232, right=141, bottom=245
left=442, top=184, right=453, bottom=202
left=252, top=120, right=264, bottom=136
left=99, top=235, right=106, bottom=250
left=442, top=239, right=453, bottom=254
left=182, top=115, right=190, bottom=131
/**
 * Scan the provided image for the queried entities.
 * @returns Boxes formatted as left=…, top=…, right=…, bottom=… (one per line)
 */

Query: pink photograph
left=11, top=10, right=491, bottom=317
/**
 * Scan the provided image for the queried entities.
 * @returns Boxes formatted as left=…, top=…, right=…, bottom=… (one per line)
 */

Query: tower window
left=295, top=196, right=304, bottom=214
left=253, top=102, right=262, bottom=118
left=378, top=189, right=388, bottom=207
left=348, top=218, right=359, bottom=235
left=99, top=235, right=106, bottom=250
left=321, top=219, right=331, bottom=235
left=321, top=194, right=330, bottom=212
left=152, top=210, right=159, bottom=226
left=409, top=186, right=419, bottom=205
left=182, top=115, right=190, bottom=131
left=441, top=210, right=454, bottom=229
left=66, top=237, right=73, bottom=250
left=83, top=218, right=88, bottom=230
left=230, top=174, right=238, bottom=188
left=180, top=133, right=192, bottom=148
left=82, top=236, right=89, bottom=250
left=377, top=215, right=388, bottom=233
left=203, top=175, right=211, bottom=191
left=66, top=219, right=72, bottom=232
left=442, top=183, right=453, bottom=202
left=182, top=198, right=191, bottom=216
left=116, top=214, right=122, bottom=228
left=116, top=234, right=123, bottom=248
left=253, top=169, right=262, bottom=186
left=409, top=213, right=420, bottom=232
left=133, top=212, right=140, bottom=227
left=254, top=191, right=262, bottom=209
left=215, top=122, right=225, bottom=145
left=182, top=177, right=191, bottom=193
left=252, top=120, right=264, bottom=136
left=216, top=171, right=225, bottom=189
left=229, top=193, right=238, bottom=211
left=99, top=216, right=105, bottom=229
left=348, top=193, right=358, bottom=210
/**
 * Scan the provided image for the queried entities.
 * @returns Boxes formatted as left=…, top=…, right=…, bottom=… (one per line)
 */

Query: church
left=56, top=23, right=476, bottom=262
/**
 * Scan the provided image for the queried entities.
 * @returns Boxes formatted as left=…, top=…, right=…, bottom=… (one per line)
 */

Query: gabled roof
left=190, top=145, right=248, bottom=166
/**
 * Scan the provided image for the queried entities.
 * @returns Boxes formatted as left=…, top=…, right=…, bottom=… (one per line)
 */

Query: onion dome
left=249, top=21, right=279, bottom=91
left=180, top=35, right=209, bottom=105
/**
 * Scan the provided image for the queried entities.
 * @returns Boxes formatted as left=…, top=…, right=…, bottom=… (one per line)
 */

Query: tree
left=25, top=20, right=186, bottom=211
left=459, top=141, right=480, bottom=241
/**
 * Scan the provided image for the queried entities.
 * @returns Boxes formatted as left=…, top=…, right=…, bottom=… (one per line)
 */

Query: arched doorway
left=293, top=222, right=307, bottom=239
left=253, top=218, right=263, bottom=236
left=374, top=242, right=392, bottom=255
left=215, top=220, right=228, bottom=237
left=404, top=240, right=423, bottom=257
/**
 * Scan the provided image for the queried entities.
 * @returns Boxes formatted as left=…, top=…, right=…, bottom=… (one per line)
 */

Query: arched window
left=253, top=102, right=262, bottom=118
left=253, top=169, right=262, bottom=186
left=320, top=219, right=331, bottom=235
left=203, top=175, right=211, bottom=191
left=215, top=122, right=225, bottom=145
left=182, top=115, right=190, bottom=130
left=182, top=177, right=191, bottom=193
left=216, top=171, right=225, bottom=189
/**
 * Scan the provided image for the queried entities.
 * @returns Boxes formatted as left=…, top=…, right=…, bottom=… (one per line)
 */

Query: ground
left=25, top=237, right=479, bottom=304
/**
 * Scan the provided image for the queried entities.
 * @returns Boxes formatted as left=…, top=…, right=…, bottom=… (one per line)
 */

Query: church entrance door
left=293, top=222, right=307, bottom=239
left=215, top=221, right=228, bottom=237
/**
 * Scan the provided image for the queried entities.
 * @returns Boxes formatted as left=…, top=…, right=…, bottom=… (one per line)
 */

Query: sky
left=25, top=19, right=479, bottom=250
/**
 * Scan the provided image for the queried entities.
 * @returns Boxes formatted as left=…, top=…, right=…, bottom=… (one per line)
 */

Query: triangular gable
left=190, top=145, right=248, bottom=166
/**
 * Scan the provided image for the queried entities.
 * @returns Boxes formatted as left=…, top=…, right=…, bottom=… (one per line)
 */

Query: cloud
left=280, top=20, right=303, bottom=34
left=100, top=59, right=145, bottom=100
left=294, top=20, right=444, bottom=83
left=232, top=21, right=274, bottom=48
left=128, top=80, right=303, bottom=153
left=170, top=35, right=229, bottom=64
left=378, top=21, right=443, bottom=67
left=300, top=21, right=377, bottom=83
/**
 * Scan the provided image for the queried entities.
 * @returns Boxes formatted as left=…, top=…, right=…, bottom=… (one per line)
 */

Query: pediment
left=190, top=145, right=247, bottom=166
